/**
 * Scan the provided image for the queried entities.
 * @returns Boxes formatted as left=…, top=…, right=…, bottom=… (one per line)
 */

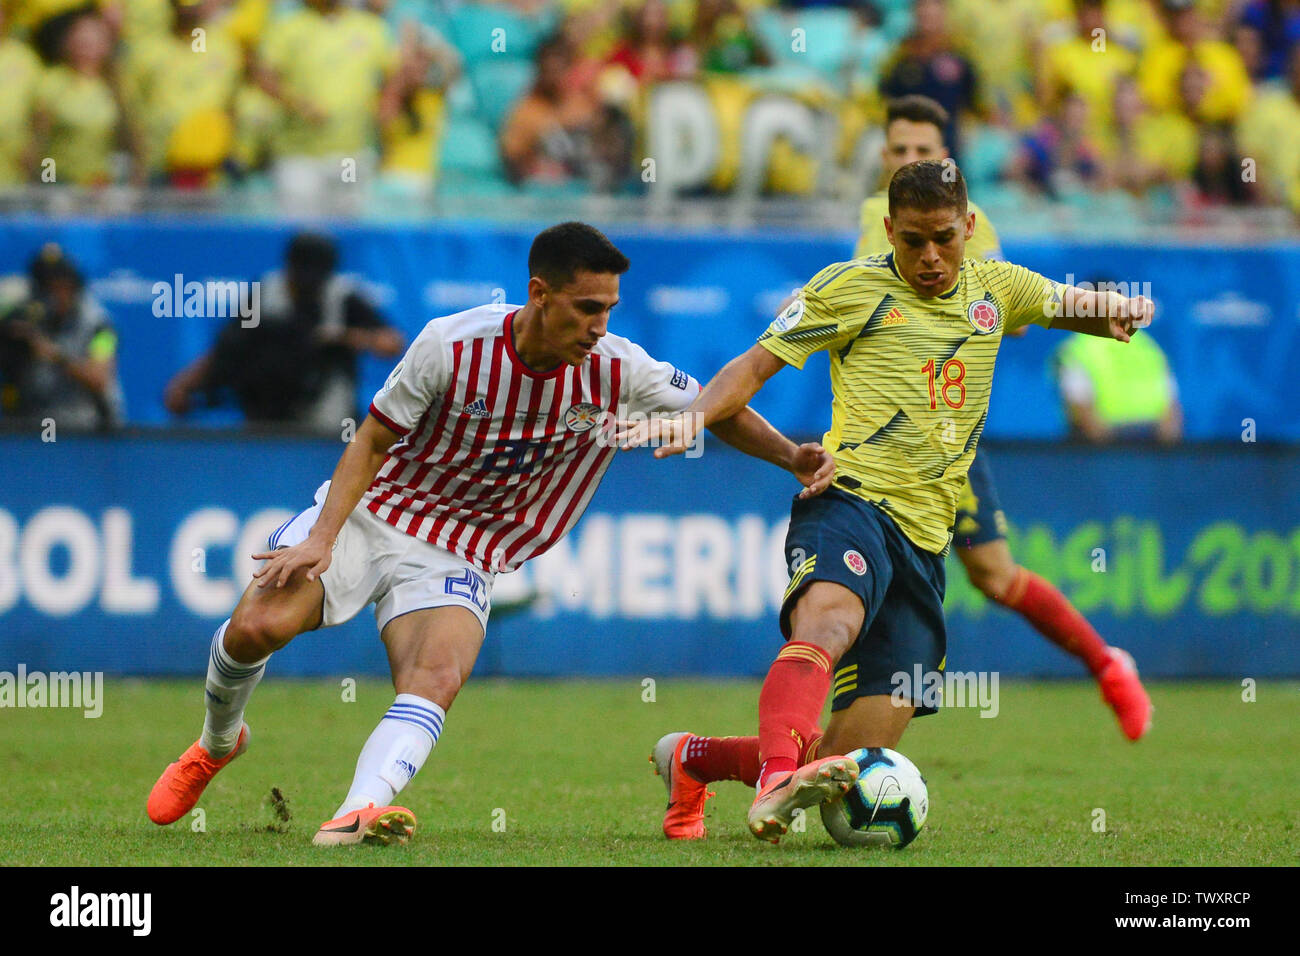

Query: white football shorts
left=267, top=481, right=494, bottom=635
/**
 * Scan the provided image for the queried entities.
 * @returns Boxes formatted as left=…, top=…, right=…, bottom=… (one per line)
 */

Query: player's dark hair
left=888, top=159, right=968, bottom=217
left=885, top=95, right=950, bottom=135
left=529, top=222, right=630, bottom=288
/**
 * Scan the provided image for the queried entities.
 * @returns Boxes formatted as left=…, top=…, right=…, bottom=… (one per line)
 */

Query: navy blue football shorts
left=953, top=450, right=1007, bottom=549
left=779, top=487, right=947, bottom=717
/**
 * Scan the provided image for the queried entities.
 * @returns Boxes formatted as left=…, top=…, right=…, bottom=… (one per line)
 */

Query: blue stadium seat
left=438, top=114, right=503, bottom=178
left=754, top=10, right=801, bottom=65
left=448, top=3, right=557, bottom=65
left=978, top=182, right=1059, bottom=233
left=961, top=124, right=1018, bottom=188
left=436, top=113, right=513, bottom=197
left=755, top=9, right=855, bottom=76
left=1059, top=187, right=1141, bottom=234
left=518, top=179, right=587, bottom=200
left=445, top=75, right=479, bottom=118
left=384, top=0, right=454, bottom=37
left=871, top=0, right=915, bottom=43
left=468, top=57, right=537, bottom=131
left=437, top=170, right=515, bottom=198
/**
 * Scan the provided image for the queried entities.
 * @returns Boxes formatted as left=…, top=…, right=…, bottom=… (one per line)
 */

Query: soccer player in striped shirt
left=622, top=161, right=1155, bottom=843
left=860, top=96, right=1152, bottom=742
left=146, top=222, right=834, bottom=845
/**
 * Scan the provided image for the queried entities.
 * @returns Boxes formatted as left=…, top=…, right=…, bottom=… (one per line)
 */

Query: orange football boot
left=651, top=732, right=715, bottom=840
left=312, top=803, right=417, bottom=846
left=146, top=724, right=250, bottom=825
left=1098, top=647, right=1153, bottom=741
left=747, top=753, right=858, bottom=844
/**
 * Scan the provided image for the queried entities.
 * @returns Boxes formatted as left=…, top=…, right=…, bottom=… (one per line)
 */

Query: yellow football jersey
left=759, top=254, right=1065, bottom=554
left=123, top=31, right=242, bottom=172
left=259, top=7, right=397, bottom=156
left=854, top=191, right=1002, bottom=261
left=0, top=38, right=41, bottom=185
left=33, top=64, right=119, bottom=185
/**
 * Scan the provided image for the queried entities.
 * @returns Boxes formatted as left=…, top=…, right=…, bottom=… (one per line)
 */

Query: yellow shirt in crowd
left=259, top=6, right=397, bottom=157
left=123, top=29, right=242, bottom=171
left=34, top=64, right=119, bottom=185
left=0, top=37, right=41, bottom=184
left=1237, top=87, right=1300, bottom=212
left=1139, top=37, right=1252, bottom=122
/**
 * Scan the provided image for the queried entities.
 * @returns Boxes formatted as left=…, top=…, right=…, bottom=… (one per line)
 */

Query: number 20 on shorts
left=922, top=358, right=966, bottom=410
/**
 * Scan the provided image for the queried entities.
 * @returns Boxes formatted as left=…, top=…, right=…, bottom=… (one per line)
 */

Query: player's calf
left=337, top=609, right=480, bottom=813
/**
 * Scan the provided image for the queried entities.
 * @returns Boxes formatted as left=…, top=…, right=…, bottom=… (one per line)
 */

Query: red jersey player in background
left=146, top=221, right=835, bottom=846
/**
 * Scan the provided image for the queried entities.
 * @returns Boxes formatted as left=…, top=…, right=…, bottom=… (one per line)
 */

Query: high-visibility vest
left=1056, top=333, right=1175, bottom=426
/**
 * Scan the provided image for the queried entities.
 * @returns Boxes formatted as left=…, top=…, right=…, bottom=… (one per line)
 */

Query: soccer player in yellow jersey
left=859, top=97, right=1152, bottom=744
left=624, top=159, right=1155, bottom=843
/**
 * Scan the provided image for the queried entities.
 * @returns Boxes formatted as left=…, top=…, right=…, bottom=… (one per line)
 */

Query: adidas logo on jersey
left=462, top=398, right=491, bottom=419
left=882, top=307, right=907, bottom=326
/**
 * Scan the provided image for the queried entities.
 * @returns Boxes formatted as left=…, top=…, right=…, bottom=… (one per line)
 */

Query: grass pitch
left=1, top=678, right=1295, bottom=866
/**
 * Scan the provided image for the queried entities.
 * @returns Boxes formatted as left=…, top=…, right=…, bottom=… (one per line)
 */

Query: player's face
left=885, top=205, right=975, bottom=297
left=881, top=120, right=948, bottom=178
left=537, top=269, right=620, bottom=365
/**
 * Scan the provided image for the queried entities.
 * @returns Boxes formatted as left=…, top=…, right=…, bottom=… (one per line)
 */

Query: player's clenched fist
left=791, top=442, right=836, bottom=499
left=1110, top=294, right=1155, bottom=344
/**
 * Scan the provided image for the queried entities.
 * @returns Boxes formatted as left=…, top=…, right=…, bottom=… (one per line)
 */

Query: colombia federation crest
left=967, top=299, right=999, bottom=334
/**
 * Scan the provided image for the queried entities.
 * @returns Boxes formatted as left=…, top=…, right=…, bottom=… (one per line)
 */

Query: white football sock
left=334, top=694, right=444, bottom=817
left=200, top=620, right=268, bottom=758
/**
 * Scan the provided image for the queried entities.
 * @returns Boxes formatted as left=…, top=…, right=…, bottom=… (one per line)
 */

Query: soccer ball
left=819, top=747, right=928, bottom=848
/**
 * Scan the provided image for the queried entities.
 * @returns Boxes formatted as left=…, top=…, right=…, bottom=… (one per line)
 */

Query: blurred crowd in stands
left=0, top=0, right=1297, bottom=215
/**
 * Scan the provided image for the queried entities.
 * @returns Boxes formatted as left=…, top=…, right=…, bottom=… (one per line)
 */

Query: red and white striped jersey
left=364, top=303, right=700, bottom=572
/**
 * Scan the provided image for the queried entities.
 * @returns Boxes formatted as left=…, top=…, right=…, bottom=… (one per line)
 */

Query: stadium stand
left=0, top=0, right=1293, bottom=226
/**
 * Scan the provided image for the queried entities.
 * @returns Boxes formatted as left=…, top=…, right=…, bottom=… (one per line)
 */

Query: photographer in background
left=0, top=243, right=124, bottom=431
left=164, top=232, right=405, bottom=432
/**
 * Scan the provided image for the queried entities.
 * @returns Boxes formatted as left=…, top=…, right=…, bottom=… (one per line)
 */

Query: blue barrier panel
left=0, top=217, right=1296, bottom=440
left=1, top=435, right=1296, bottom=677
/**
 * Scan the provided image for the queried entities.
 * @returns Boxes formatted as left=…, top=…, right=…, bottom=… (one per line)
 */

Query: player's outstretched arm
left=707, top=408, right=836, bottom=499
left=250, top=415, right=401, bottom=588
left=617, top=344, right=786, bottom=458
left=1050, top=289, right=1155, bottom=344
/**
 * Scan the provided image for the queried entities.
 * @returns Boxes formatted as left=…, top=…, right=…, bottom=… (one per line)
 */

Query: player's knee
left=965, top=553, right=1020, bottom=603
left=394, top=661, right=463, bottom=709
left=227, top=602, right=301, bottom=658
left=789, top=587, right=863, bottom=661
left=790, top=615, right=858, bottom=663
